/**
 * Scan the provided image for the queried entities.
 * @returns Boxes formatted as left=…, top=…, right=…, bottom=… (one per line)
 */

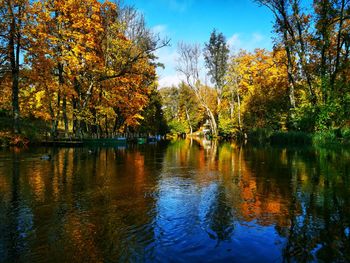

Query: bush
left=289, top=104, right=317, bottom=132
left=0, top=131, right=29, bottom=147
left=218, top=117, right=239, bottom=138
left=341, top=127, right=350, bottom=140
left=312, top=130, right=338, bottom=146
left=168, top=120, right=187, bottom=135
left=315, top=102, right=342, bottom=131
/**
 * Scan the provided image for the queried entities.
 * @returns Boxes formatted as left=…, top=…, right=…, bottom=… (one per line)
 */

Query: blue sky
left=124, top=0, right=275, bottom=87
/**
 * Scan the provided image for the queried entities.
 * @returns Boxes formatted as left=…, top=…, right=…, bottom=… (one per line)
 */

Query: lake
left=0, top=139, right=349, bottom=262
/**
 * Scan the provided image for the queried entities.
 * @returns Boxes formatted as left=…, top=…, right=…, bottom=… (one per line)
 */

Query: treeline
left=0, top=0, right=168, bottom=140
left=160, top=0, right=350, bottom=140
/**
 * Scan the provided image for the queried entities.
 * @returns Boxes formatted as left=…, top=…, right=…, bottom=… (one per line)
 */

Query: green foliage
left=315, top=102, right=343, bottom=131
left=341, top=127, right=350, bottom=140
left=204, top=29, right=230, bottom=90
left=312, top=130, right=338, bottom=146
left=289, top=105, right=317, bottom=132
left=160, top=83, right=206, bottom=135
left=247, top=129, right=312, bottom=146
left=290, top=99, right=349, bottom=133
left=159, top=86, right=180, bottom=122
left=137, top=90, right=168, bottom=135
left=168, top=119, right=187, bottom=135
left=218, top=116, right=238, bottom=137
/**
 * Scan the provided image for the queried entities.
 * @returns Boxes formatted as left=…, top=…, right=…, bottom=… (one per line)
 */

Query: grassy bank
left=246, top=128, right=350, bottom=147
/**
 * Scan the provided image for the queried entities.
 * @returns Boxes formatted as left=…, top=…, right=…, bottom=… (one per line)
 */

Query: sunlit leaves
left=5, top=0, right=160, bottom=137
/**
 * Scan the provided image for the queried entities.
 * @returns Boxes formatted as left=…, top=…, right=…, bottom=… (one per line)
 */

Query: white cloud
left=227, top=32, right=269, bottom=53
left=165, top=0, right=194, bottom=12
left=155, top=47, right=181, bottom=87
left=227, top=34, right=241, bottom=50
left=252, top=33, right=264, bottom=43
left=158, top=74, right=182, bottom=88
left=152, top=24, right=167, bottom=35
left=155, top=48, right=178, bottom=68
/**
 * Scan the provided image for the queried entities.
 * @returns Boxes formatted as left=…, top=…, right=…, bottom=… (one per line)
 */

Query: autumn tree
left=255, top=0, right=303, bottom=107
left=22, top=0, right=167, bottom=139
left=314, top=0, right=350, bottom=102
left=95, top=4, right=169, bottom=134
left=255, top=0, right=350, bottom=132
left=224, top=49, right=289, bottom=132
left=0, top=0, right=29, bottom=134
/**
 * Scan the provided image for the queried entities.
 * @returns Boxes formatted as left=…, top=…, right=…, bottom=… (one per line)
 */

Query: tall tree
left=0, top=0, right=29, bottom=134
left=176, top=41, right=218, bottom=136
left=255, top=0, right=298, bottom=108
left=314, top=0, right=350, bottom=102
left=225, top=53, right=243, bottom=130
left=203, top=29, right=229, bottom=109
left=225, top=49, right=289, bottom=131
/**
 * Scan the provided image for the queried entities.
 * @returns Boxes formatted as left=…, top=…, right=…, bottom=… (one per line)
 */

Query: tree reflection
left=205, top=185, right=234, bottom=243
left=280, top=148, right=350, bottom=262
left=0, top=142, right=349, bottom=262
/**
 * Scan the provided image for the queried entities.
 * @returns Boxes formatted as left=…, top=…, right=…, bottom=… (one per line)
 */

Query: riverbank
left=2, top=114, right=350, bottom=148
left=0, top=116, right=48, bottom=147
left=246, top=128, right=350, bottom=147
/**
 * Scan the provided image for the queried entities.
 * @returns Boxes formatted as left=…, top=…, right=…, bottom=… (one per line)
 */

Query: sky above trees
left=124, top=0, right=275, bottom=87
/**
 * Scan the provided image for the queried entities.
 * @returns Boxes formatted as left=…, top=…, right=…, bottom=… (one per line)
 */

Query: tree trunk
left=206, top=106, right=217, bottom=136
left=8, top=3, right=22, bottom=134
left=185, top=106, right=193, bottom=135
left=330, top=0, right=346, bottom=97
left=63, top=95, right=68, bottom=138
left=11, top=69, right=20, bottom=134
left=285, top=43, right=296, bottom=109
left=105, top=115, right=108, bottom=137
left=292, top=1, right=316, bottom=105
left=236, top=90, right=242, bottom=131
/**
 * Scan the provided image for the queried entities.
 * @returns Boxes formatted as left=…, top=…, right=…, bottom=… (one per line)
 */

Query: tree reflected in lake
left=0, top=141, right=349, bottom=262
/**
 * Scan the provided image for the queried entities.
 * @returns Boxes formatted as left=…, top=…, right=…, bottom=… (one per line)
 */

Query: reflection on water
left=0, top=140, right=350, bottom=262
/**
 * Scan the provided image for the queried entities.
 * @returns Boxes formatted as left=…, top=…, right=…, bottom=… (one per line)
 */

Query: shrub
left=218, top=117, right=239, bottom=138
left=289, top=104, right=317, bottom=132
left=312, top=130, right=338, bottom=146
left=168, top=120, right=187, bottom=135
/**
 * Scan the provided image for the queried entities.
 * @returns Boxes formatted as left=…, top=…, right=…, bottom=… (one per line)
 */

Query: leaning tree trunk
left=185, top=106, right=193, bottom=135
left=205, top=106, right=217, bottom=136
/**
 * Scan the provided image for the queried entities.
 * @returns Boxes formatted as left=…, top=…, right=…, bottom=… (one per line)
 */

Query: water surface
left=0, top=139, right=349, bottom=262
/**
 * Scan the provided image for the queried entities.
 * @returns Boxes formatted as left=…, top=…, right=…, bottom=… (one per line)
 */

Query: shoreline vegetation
left=1, top=1, right=349, bottom=149
left=1, top=114, right=349, bottom=148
